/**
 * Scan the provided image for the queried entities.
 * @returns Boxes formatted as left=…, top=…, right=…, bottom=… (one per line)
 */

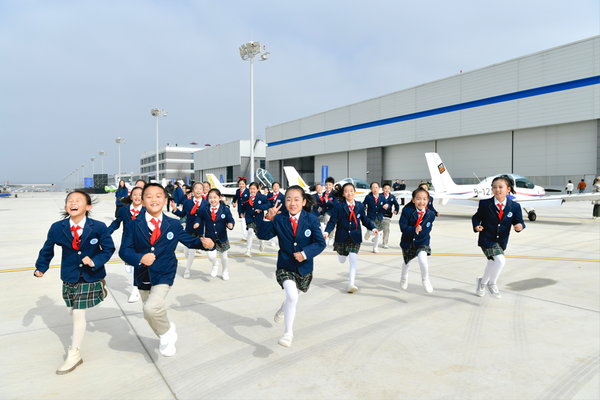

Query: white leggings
left=401, top=251, right=429, bottom=280
left=481, top=255, right=506, bottom=285
left=240, top=218, right=248, bottom=239
left=69, top=308, right=86, bottom=349
left=247, top=228, right=255, bottom=252
left=207, top=250, right=229, bottom=272
left=282, top=280, right=299, bottom=335
left=338, top=253, right=358, bottom=285
left=184, top=247, right=195, bottom=271
left=370, top=229, right=381, bottom=251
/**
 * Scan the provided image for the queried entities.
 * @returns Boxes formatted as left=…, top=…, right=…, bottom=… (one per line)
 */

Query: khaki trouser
left=140, top=284, right=171, bottom=337
left=382, top=218, right=391, bottom=245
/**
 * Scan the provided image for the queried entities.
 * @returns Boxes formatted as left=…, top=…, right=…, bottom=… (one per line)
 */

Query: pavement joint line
left=5, top=253, right=597, bottom=274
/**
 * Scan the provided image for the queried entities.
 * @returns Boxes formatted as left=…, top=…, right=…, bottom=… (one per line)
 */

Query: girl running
left=242, top=182, right=270, bottom=257
left=232, top=178, right=249, bottom=241
left=363, top=182, right=385, bottom=253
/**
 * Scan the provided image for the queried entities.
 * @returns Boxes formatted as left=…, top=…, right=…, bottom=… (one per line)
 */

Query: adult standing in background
left=392, top=179, right=401, bottom=191
left=115, top=180, right=128, bottom=218
left=577, top=179, right=587, bottom=193
left=592, top=177, right=600, bottom=219
left=165, top=181, right=174, bottom=211
left=565, top=180, right=574, bottom=195
left=399, top=180, right=407, bottom=205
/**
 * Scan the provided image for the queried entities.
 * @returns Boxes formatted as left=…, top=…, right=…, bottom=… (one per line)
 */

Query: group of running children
left=34, top=174, right=524, bottom=374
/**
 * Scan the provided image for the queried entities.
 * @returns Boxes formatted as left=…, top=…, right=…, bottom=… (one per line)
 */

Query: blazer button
left=151, top=247, right=155, bottom=251
left=79, top=264, right=83, bottom=267
left=294, top=242, right=297, bottom=246
left=78, top=251, right=82, bottom=255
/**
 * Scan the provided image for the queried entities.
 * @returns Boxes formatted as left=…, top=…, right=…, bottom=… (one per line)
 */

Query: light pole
left=82, top=164, right=85, bottom=187
left=99, top=151, right=107, bottom=174
left=150, top=108, right=168, bottom=182
left=115, top=137, right=127, bottom=181
left=239, top=41, right=269, bottom=183
left=91, top=157, right=96, bottom=176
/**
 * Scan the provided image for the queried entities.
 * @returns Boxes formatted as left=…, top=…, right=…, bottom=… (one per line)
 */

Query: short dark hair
left=325, top=177, right=335, bottom=184
left=135, top=179, right=146, bottom=187
left=142, top=182, right=168, bottom=197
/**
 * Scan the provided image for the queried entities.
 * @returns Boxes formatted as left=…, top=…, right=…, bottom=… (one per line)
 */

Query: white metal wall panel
left=350, top=126, right=380, bottom=149
left=461, top=61, right=519, bottom=102
left=514, top=120, right=597, bottom=176
left=266, top=143, right=282, bottom=160
left=379, top=89, right=417, bottom=120
left=300, top=113, right=325, bottom=136
left=415, top=112, right=461, bottom=142
left=266, top=125, right=282, bottom=143
left=324, top=107, right=351, bottom=131
left=415, top=76, right=461, bottom=112
left=348, top=149, right=367, bottom=180
left=349, top=98, right=380, bottom=126
left=460, top=102, right=519, bottom=137
left=280, top=120, right=301, bottom=141
left=324, top=131, right=351, bottom=153
left=379, top=120, right=417, bottom=147
left=383, top=141, right=435, bottom=181
left=300, top=136, right=325, bottom=157
left=315, top=152, right=348, bottom=180
left=436, top=131, right=512, bottom=178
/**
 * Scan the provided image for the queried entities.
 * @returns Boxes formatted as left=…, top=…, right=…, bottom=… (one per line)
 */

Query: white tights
left=69, top=308, right=86, bottom=349
left=338, top=253, right=358, bottom=286
left=370, top=230, right=381, bottom=251
left=401, top=251, right=429, bottom=280
left=247, top=228, right=255, bottom=252
left=207, top=250, right=229, bottom=273
left=240, top=219, right=248, bottom=239
left=481, top=254, right=506, bottom=285
left=282, top=280, right=299, bottom=335
left=184, top=247, right=195, bottom=272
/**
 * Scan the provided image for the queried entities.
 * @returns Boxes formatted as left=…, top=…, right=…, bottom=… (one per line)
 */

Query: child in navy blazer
left=258, top=185, right=326, bottom=347
left=192, top=188, right=235, bottom=280
left=363, top=182, right=386, bottom=253
left=34, top=190, right=115, bottom=375
left=399, top=188, right=437, bottom=293
left=325, top=182, right=378, bottom=293
left=381, top=183, right=400, bottom=249
left=419, top=183, right=439, bottom=217
left=241, top=182, right=271, bottom=257
left=472, top=175, right=525, bottom=299
left=232, top=178, right=250, bottom=241
left=266, top=181, right=285, bottom=247
left=171, top=182, right=208, bottom=279
left=119, top=183, right=214, bottom=357
left=107, top=186, right=145, bottom=303
left=312, top=183, right=332, bottom=231
left=322, top=177, right=338, bottom=245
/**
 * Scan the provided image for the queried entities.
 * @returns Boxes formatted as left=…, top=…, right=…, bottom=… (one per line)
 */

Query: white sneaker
left=475, top=277, right=485, bottom=297
left=124, top=264, right=133, bottom=274
left=242, top=237, right=247, bottom=241
left=159, top=323, right=177, bottom=357
left=487, top=283, right=502, bottom=299
left=196, top=249, right=205, bottom=255
left=222, top=271, right=229, bottom=281
left=244, top=251, right=252, bottom=257
left=183, top=268, right=191, bottom=279
left=259, top=242, right=265, bottom=252
left=373, top=247, right=379, bottom=254
left=400, top=276, right=408, bottom=290
left=382, top=244, right=389, bottom=249
left=347, top=284, right=358, bottom=293
left=422, top=278, right=433, bottom=293
left=274, top=302, right=285, bottom=323
left=278, top=333, right=293, bottom=347
left=128, top=287, right=140, bottom=303
left=364, top=231, right=370, bottom=240
left=210, top=265, right=218, bottom=277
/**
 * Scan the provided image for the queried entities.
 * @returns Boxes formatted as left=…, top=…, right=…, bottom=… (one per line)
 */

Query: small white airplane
left=206, top=173, right=239, bottom=200
left=1, top=181, right=56, bottom=197
left=425, top=152, right=600, bottom=221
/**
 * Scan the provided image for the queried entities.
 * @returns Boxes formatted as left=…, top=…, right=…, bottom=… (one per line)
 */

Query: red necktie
left=290, top=217, right=298, bottom=236
left=191, top=200, right=200, bottom=215
left=415, top=208, right=426, bottom=227
left=150, top=218, right=161, bottom=245
left=269, top=193, right=276, bottom=201
left=498, top=203, right=504, bottom=220
left=71, top=225, right=81, bottom=250
left=211, top=207, right=217, bottom=221
left=202, top=194, right=207, bottom=200
left=249, top=196, right=255, bottom=206
left=131, top=209, right=140, bottom=220
left=348, top=204, right=358, bottom=226
left=374, top=196, right=378, bottom=205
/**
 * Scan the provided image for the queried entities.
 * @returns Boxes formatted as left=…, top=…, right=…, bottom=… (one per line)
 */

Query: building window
left=260, top=160, right=265, bottom=169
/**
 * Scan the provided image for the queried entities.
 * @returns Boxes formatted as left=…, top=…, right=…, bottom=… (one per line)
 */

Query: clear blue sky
left=1, top=0, right=598, bottom=184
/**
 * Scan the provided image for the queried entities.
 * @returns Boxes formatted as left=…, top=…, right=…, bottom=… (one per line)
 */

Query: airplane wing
left=206, top=174, right=237, bottom=198
left=283, top=167, right=311, bottom=191
left=6, top=183, right=56, bottom=187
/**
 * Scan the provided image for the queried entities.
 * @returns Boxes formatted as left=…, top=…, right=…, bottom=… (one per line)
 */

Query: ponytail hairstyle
left=491, top=174, right=516, bottom=194
left=120, top=186, right=143, bottom=206
left=285, top=185, right=315, bottom=212
left=61, top=190, right=97, bottom=219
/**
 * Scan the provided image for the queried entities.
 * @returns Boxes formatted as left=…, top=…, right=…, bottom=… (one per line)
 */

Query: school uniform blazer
left=107, top=206, right=146, bottom=235
left=257, top=211, right=326, bottom=276
left=119, top=213, right=208, bottom=286
left=267, top=192, right=285, bottom=207
left=35, top=218, right=116, bottom=283
left=363, top=193, right=386, bottom=221
left=324, top=191, right=338, bottom=215
left=233, top=188, right=249, bottom=217
left=242, top=193, right=271, bottom=224
left=382, top=194, right=400, bottom=218
left=195, top=204, right=235, bottom=243
left=427, top=196, right=438, bottom=215
left=115, top=187, right=129, bottom=206
left=471, top=197, right=525, bottom=250
left=173, top=186, right=185, bottom=205
left=325, top=201, right=376, bottom=244
left=399, top=204, right=436, bottom=249
left=172, top=198, right=207, bottom=235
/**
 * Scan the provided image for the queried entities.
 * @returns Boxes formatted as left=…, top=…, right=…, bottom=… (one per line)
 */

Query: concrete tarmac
left=0, top=192, right=598, bottom=399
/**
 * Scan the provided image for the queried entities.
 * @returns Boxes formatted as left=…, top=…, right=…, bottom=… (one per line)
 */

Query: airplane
left=425, top=152, right=600, bottom=221
left=206, top=174, right=239, bottom=202
left=1, top=181, right=56, bottom=197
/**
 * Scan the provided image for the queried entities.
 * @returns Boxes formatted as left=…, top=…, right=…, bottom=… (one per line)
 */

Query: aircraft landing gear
left=522, top=208, right=537, bottom=221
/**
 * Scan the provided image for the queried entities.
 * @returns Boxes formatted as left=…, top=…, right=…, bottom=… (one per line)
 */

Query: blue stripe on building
left=268, top=75, right=600, bottom=147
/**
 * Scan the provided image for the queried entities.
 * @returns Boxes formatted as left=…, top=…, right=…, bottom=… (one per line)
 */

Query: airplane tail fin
left=206, top=173, right=226, bottom=191
left=283, top=166, right=309, bottom=190
left=425, top=153, right=459, bottom=194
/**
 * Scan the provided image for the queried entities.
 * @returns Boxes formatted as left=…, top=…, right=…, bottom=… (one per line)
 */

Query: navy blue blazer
left=472, top=197, right=525, bottom=250
left=115, top=187, right=129, bottom=206
left=257, top=210, right=326, bottom=276
left=323, top=191, right=337, bottom=216
left=325, top=201, right=376, bottom=244
left=194, top=204, right=235, bottom=244
left=399, top=204, right=436, bottom=249
left=363, top=193, right=386, bottom=221
left=241, top=193, right=271, bottom=224
left=35, top=218, right=116, bottom=283
left=232, top=188, right=249, bottom=217
left=172, top=197, right=207, bottom=235
left=267, top=192, right=285, bottom=208
left=382, top=194, right=400, bottom=218
left=119, top=213, right=210, bottom=286
left=173, top=186, right=185, bottom=206
left=107, top=205, right=146, bottom=235
left=427, top=196, right=438, bottom=215
left=312, top=193, right=333, bottom=217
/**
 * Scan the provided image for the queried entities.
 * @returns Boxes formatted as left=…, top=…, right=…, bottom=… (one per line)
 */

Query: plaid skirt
left=371, top=219, right=384, bottom=231
left=318, top=215, right=325, bottom=224
left=215, top=240, right=231, bottom=252
left=62, top=280, right=105, bottom=309
left=401, top=244, right=432, bottom=264
left=481, top=243, right=504, bottom=260
left=334, top=238, right=361, bottom=256
left=276, top=268, right=313, bottom=293
left=247, top=222, right=258, bottom=231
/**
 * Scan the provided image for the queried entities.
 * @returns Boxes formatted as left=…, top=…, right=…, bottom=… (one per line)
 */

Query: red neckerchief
left=268, top=192, right=279, bottom=201
left=348, top=203, right=358, bottom=227
left=415, top=207, right=427, bottom=227
left=190, top=198, right=201, bottom=214
left=249, top=195, right=255, bottom=207
left=373, top=194, right=378, bottom=205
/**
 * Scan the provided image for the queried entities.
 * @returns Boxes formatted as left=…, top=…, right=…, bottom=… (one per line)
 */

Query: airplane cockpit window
left=515, top=177, right=534, bottom=189
left=342, top=178, right=369, bottom=189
